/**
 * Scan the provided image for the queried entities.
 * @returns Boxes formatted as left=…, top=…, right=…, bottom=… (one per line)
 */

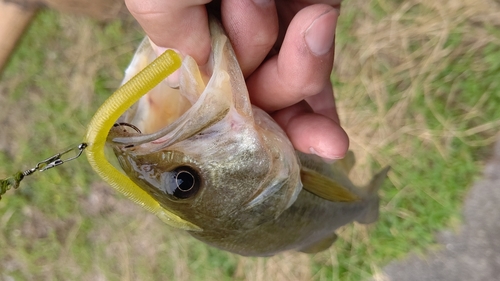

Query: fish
left=106, top=18, right=389, bottom=257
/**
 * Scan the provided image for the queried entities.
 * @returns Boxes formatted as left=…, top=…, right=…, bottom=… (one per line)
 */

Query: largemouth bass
left=107, top=19, right=389, bottom=256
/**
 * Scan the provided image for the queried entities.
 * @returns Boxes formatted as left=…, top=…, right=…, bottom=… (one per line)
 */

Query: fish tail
left=355, top=166, right=390, bottom=224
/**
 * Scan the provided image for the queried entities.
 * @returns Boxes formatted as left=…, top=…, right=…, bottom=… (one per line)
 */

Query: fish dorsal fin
left=367, top=166, right=391, bottom=193
left=354, top=166, right=390, bottom=224
left=300, top=167, right=359, bottom=202
left=336, top=151, right=355, bottom=174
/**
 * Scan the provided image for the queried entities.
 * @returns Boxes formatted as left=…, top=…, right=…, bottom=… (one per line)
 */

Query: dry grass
left=338, top=0, right=500, bottom=171
left=1, top=0, right=499, bottom=280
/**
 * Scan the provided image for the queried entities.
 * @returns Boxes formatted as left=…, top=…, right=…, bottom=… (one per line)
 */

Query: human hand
left=124, top=0, right=348, bottom=160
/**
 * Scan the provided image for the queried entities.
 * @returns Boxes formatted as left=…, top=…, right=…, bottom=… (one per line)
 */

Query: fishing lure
left=0, top=49, right=182, bottom=206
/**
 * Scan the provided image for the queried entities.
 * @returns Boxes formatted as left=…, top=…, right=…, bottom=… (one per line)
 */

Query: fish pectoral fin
left=300, top=167, right=359, bottom=202
left=298, top=233, right=338, bottom=254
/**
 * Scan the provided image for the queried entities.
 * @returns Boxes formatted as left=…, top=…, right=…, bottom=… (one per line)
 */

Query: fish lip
left=109, top=110, right=184, bottom=147
left=109, top=107, right=231, bottom=155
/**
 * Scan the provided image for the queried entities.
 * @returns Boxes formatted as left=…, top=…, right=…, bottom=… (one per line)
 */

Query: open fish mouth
left=107, top=20, right=252, bottom=151
left=108, top=44, right=210, bottom=148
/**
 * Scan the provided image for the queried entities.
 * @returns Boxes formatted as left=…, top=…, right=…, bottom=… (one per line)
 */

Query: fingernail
left=305, top=10, right=336, bottom=56
left=309, top=147, right=343, bottom=163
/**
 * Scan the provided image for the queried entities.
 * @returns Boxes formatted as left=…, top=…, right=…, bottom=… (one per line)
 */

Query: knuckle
left=283, top=71, right=328, bottom=97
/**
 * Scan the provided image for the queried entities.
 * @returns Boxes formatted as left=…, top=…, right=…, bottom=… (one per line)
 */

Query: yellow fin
left=300, top=167, right=359, bottom=202
left=299, top=233, right=338, bottom=254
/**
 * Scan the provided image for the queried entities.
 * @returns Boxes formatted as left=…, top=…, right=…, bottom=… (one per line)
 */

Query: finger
left=305, top=83, right=339, bottom=123
left=221, top=0, right=278, bottom=77
left=247, top=4, right=338, bottom=112
left=125, top=0, right=212, bottom=65
left=272, top=101, right=349, bottom=159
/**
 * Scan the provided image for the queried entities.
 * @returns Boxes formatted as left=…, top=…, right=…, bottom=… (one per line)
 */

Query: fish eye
left=167, top=166, right=200, bottom=199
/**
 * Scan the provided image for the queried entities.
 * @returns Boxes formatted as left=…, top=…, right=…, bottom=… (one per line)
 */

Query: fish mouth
left=108, top=20, right=252, bottom=150
left=108, top=45, right=212, bottom=148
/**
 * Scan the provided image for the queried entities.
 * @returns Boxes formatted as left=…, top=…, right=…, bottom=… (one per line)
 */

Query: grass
left=1, top=0, right=500, bottom=280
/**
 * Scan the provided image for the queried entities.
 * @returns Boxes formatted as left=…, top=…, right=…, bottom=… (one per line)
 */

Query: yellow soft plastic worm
left=84, top=49, right=201, bottom=231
